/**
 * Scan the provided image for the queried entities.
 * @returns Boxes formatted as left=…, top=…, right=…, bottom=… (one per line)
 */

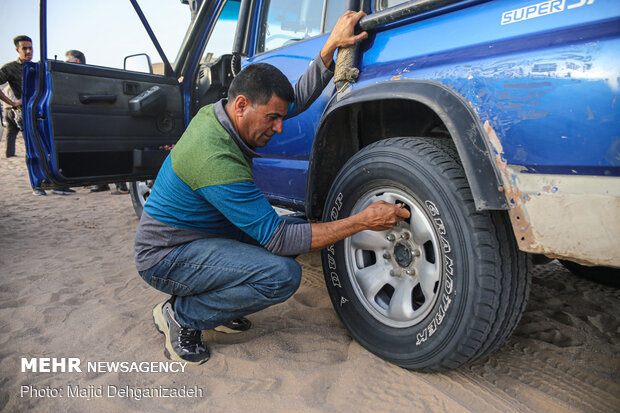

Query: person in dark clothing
left=0, top=35, right=32, bottom=159
left=0, top=36, right=47, bottom=196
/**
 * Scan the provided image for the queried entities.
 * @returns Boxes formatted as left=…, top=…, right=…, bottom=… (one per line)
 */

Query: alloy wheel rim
left=344, top=188, right=442, bottom=328
left=135, top=180, right=153, bottom=207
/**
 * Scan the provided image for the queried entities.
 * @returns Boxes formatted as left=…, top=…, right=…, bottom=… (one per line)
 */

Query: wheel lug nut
left=389, top=270, right=395, bottom=276
left=406, top=269, right=415, bottom=276
left=383, top=252, right=391, bottom=259
left=413, top=249, right=421, bottom=257
left=386, top=234, right=395, bottom=242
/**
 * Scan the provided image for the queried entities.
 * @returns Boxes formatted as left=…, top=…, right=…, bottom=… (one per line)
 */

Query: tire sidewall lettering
left=327, top=193, right=345, bottom=302
left=416, top=200, right=456, bottom=346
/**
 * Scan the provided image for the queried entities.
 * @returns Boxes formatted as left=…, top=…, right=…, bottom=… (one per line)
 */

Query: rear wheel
left=129, top=180, right=153, bottom=218
left=321, top=137, right=531, bottom=371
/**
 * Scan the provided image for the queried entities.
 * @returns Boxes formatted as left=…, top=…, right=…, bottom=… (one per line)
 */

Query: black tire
left=559, top=260, right=620, bottom=287
left=129, top=180, right=153, bottom=218
left=321, top=137, right=531, bottom=372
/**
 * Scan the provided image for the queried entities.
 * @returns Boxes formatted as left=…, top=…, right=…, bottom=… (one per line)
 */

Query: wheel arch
left=305, top=79, right=508, bottom=219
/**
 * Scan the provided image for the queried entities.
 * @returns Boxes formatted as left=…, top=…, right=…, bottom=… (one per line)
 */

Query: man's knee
left=260, top=256, right=301, bottom=301
left=280, top=257, right=302, bottom=298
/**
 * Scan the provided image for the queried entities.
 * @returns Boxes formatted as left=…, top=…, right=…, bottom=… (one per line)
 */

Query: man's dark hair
left=66, top=50, right=86, bottom=64
left=227, top=63, right=294, bottom=105
left=13, top=35, right=32, bottom=47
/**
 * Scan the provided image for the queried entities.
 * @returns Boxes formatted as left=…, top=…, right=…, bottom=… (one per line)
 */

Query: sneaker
left=51, top=188, right=76, bottom=195
left=214, top=317, right=252, bottom=334
left=32, top=189, right=47, bottom=196
left=152, top=299, right=210, bottom=365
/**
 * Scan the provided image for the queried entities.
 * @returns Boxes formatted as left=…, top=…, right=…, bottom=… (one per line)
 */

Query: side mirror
left=124, top=53, right=153, bottom=74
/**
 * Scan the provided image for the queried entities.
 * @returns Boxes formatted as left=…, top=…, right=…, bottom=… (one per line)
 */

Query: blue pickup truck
left=22, top=0, right=619, bottom=371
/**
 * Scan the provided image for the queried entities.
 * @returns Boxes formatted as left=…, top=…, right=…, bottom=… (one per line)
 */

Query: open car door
left=22, top=0, right=184, bottom=190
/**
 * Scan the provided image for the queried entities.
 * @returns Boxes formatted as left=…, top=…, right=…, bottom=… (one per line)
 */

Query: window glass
left=201, top=1, right=240, bottom=63
left=257, top=0, right=324, bottom=53
left=376, top=0, right=413, bottom=11
left=46, top=0, right=189, bottom=72
left=324, top=0, right=348, bottom=32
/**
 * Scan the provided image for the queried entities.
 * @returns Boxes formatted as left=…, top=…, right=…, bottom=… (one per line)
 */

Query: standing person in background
left=65, top=49, right=85, bottom=64
left=0, top=36, right=48, bottom=195
left=0, top=36, right=31, bottom=159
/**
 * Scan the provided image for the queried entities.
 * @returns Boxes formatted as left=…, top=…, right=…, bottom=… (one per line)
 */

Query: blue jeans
left=139, top=235, right=302, bottom=330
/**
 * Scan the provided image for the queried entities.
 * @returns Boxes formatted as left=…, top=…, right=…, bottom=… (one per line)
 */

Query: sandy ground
left=0, top=137, right=619, bottom=413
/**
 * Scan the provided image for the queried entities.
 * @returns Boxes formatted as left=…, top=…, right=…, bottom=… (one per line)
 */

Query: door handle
left=79, top=94, right=117, bottom=104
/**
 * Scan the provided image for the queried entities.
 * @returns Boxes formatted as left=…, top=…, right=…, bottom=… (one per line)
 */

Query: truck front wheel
left=321, top=137, right=531, bottom=371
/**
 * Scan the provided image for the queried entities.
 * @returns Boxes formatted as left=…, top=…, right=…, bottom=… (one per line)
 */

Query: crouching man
left=134, top=11, right=410, bottom=364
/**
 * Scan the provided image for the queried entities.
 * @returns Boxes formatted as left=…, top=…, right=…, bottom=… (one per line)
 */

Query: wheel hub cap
left=393, top=241, right=413, bottom=267
left=344, top=188, right=442, bottom=328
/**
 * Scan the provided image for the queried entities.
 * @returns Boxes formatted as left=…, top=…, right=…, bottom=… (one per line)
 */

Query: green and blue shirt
left=134, top=55, right=333, bottom=270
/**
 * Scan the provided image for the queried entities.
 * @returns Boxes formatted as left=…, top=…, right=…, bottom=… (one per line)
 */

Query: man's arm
left=0, top=89, right=19, bottom=107
left=0, top=66, right=20, bottom=107
left=198, top=182, right=409, bottom=256
left=309, top=201, right=409, bottom=251
left=319, top=11, right=368, bottom=68
left=287, top=10, right=368, bottom=118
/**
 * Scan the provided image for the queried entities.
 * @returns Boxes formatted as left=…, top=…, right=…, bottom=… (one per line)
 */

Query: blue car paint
left=354, top=0, right=620, bottom=176
left=22, top=60, right=57, bottom=188
left=244, top=0, right=619, bottom=208
left=23, top=0, right=620, bottom=200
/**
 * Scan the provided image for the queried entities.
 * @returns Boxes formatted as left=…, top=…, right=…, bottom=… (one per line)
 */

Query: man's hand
left=309, top=201, right=410, bottom=251
left=14, top=98, right=22, bottom=107
left=320, top=10, right=368, bottom=67
left=358, top=201, right=410, bottom=231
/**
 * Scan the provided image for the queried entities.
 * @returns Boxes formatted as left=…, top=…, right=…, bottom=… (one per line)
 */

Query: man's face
left=16, top=41, right=33, bottom=61
left=66, top=54, right=79, bottom=63
left=237, top=94, right=289, bottom=148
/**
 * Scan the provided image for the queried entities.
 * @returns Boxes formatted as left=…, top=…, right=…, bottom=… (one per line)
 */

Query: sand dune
left=0, top=138, right=618, bottom=412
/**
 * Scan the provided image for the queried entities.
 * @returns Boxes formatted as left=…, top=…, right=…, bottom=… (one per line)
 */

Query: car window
left=200, top=0, right=240, bottom=63
left=257, top=0, right=323, bottom=53
left=376, top=0, right=413, bottom=11
left=257, top=0, right=348, bottom=54
left=46, top=0, right=189, bottom=71
left=324, top=0, right=349, bottom=32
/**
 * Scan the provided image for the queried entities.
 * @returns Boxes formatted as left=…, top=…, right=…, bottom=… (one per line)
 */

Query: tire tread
left=322, top=137, right=531, bottom=372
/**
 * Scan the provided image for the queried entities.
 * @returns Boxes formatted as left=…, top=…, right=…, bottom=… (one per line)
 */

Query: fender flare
left=306, top=79, right=508, bottom=219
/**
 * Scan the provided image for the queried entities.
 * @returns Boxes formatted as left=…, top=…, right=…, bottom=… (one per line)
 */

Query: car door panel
left=24, top=61, right=183, bottom=187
